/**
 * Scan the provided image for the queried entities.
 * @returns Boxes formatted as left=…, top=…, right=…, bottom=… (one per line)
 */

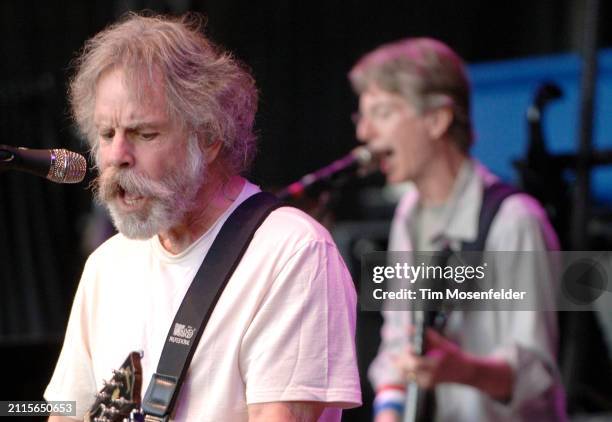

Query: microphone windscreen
left=48, top=149, right=87, bottom=183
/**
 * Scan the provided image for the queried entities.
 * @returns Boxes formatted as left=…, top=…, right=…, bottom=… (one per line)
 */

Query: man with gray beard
left=45, top=13, right=361, bottom=422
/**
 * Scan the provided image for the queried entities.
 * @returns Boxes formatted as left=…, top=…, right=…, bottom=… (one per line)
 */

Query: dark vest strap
left=141, top=191, right=282, bottom=421
left=461, top=181, right=520, bottom=251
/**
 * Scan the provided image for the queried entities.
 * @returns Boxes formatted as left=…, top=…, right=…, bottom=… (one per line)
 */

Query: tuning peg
left=112, top=397, right=130, bottom=407
left=96, top=391, right=110, bottom=400
left=104, top=379, right=124, bottom=388
left=112, top=368, right=127, bottom=378
left=103, top=406, right=120, bottom=416
left=93, top=415, right=110, bottom=422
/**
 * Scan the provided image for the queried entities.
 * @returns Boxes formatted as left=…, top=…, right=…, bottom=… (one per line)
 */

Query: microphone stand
left=283, top=172, right=356, bottom=230
left=276, top=148, right=377, bottom=226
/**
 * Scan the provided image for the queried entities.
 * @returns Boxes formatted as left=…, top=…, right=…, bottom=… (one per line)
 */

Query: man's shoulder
left=489, top=192, right=560, bottom=250
left=477, top=162, right=550, bottom=227
left=471, top=162, right=560, bottom=250
left=241, top=205, right=352, bottom=289
left=497, top=192, right=549, bottom=223
left=258, top=205, right=335, bottom=246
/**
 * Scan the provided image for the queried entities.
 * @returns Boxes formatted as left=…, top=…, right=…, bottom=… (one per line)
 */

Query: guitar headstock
left=85, top=351, right=143, bottom=422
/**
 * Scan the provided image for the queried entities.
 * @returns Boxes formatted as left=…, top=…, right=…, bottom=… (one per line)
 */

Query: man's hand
left=394, top=328, right=514, bottom=400
left=394, top=328, right=470, bottom=389
left=248, top=401, right=325, bottom=422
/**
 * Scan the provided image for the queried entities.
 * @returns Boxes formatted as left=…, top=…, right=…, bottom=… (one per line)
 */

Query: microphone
left=277, top=146, right=376, bottom=200
left=0, top=144, right=87, bottom=183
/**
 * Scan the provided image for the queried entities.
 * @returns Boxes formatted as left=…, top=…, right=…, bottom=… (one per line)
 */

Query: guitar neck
left=402, top=310, right=437, bottom=422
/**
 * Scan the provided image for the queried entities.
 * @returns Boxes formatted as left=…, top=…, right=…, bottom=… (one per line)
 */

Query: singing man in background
left=45, top=13, right=361, bottom=421
left=349, top=38, right=566, bottom=421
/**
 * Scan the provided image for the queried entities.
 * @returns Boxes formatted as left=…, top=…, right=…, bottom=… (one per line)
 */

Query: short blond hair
left=70, top=12, right=258, bottom=174
left=349, top=37, right=473, bottom=152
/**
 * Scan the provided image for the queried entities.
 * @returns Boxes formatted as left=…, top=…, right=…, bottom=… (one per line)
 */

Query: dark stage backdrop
left=1, top=0, right=611, bottom=419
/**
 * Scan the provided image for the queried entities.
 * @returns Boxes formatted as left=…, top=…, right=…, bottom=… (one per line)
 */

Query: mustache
left=93, top=167, right=174, bottom=204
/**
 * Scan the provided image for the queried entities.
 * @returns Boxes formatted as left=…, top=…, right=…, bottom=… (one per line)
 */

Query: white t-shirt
left=45, top=181, right=361, bottom=421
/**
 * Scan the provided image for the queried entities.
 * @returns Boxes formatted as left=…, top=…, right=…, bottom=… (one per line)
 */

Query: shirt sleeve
left=44, top=258, right=97, bottom=420
left=368, top=310, right=410, bottom=390
left=367, top=190, right=416, bottom=404
left=239, top=239, right=362, bottom=408
left=485, top=194, right=566, bottom=419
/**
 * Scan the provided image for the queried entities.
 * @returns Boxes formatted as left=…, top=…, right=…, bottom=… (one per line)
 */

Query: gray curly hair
left=70, top=12, right=258, bottom=174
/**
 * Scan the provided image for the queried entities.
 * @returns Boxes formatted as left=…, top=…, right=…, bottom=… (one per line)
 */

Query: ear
left=202, top=138, right=224, bottom=164
left=425, top=106, right=454, bottom=140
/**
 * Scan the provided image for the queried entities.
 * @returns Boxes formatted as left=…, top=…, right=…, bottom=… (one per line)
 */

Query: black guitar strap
left=141, top=191, right=281, bottom=422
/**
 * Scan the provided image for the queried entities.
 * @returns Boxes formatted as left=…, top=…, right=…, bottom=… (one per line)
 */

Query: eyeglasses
left=351, top=101, right=411, bottom=126
left=352, top=96, right=463, bottom=127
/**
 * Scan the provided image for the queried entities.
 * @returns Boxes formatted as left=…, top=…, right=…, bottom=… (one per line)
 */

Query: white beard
left=96, top=145, right=205, bottom=240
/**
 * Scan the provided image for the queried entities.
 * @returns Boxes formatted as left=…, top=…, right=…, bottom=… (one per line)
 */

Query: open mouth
left=377, top=148, right=394, bottom=173
left=117, top=186, right=146, bottom=209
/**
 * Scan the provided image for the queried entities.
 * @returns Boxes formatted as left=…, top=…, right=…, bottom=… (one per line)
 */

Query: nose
left=356, top=116, right=375, bottom=144
left=105, top=131, right=134, bottom=168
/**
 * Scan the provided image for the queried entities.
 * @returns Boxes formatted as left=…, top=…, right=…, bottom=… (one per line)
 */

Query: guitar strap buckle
left=141, top=372, right=177, bottom=421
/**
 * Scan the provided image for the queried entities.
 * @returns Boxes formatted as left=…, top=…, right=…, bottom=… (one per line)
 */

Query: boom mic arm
left=276, top=146, right=375, bottom=201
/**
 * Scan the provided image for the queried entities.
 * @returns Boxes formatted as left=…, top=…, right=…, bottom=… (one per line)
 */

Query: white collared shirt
left=369, top=159, right=566, bottom=421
